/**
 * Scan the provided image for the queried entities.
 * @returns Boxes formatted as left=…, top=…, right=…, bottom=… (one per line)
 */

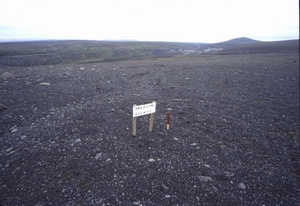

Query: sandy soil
left=0, top=53, right=299, bottom=205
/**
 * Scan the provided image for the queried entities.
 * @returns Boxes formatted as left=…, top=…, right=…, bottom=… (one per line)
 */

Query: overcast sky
left=0, top=0, right=299, bottom=43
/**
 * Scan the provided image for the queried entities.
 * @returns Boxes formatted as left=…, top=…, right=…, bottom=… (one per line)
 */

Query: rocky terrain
left=0, top=39, right=299, bottom=205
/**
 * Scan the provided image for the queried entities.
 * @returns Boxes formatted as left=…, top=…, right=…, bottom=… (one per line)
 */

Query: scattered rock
left=239, top=183, right=246, bottom=190
left=10, top=127, right=18, bottom=132
left=95, top=153, right=102, bottom=160
left=199, top=176, right=213, bottom=182
left=6, top=150, right=17, bottom=156
left=6, top=148, right=13, bottom=153
left=75, top=139, right=82, bottom=144
left=40, top=82, right=51, bottom=86
left=71, top=138, right=82, bottom=146
left=225, top=171, right=235, bottom=177
left=161, top=183, right=169, bottom=191
left=133, top=201, right=142, bottom=206
left=212, top=186, right=219, bottom=192
left=0, top=72, right=15, bottom=78
left=148, top=158, right=155, bottom=162
left=0, top=103, right=9, bottom=112
left=62, top=72, right=72, bottom=78
left=156, top=63, right=166, bottom=67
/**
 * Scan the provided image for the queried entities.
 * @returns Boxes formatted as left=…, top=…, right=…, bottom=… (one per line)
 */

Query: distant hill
left=212, top=37, right=261, bottom=47
left=213, top=39, right=299, bottom=54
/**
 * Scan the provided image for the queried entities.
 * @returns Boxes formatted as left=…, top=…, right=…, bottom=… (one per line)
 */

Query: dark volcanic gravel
left=0, top=53, right=299, bottom=205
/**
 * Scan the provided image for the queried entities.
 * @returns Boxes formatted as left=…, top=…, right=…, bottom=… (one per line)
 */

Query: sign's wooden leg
left=133, top=116, right=137, bottom=136
left=149, top=112, right=155, bottom=132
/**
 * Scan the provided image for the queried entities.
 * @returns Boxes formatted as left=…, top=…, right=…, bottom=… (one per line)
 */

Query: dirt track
left=0, top=53, right=299, bottom=205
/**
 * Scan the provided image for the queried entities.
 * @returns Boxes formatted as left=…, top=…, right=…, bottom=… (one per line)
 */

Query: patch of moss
left=78, top=179, right=91, bottom=190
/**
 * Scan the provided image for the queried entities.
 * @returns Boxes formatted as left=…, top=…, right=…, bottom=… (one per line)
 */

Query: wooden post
left=133, top=104, right=137, bottom=136
left=149, top=112, right=155, bottom=132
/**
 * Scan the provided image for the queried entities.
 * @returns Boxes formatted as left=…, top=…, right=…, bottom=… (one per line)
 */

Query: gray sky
left=0, top=0, right=299, bottom=43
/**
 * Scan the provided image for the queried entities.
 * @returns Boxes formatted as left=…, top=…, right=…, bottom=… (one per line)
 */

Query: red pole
left=167, top=111, right=171, bottom=130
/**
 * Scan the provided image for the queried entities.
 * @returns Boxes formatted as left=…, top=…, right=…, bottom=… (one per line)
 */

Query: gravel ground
left=0, top=53, right=299, bottom=205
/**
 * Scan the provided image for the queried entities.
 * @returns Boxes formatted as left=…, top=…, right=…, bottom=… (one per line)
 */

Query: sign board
left=132, top=101, right=156, bottom=136
left=133, top=102, right=156, bottom=117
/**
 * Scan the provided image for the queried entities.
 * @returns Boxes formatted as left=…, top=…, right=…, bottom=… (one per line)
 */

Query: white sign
left=133, top=102, right=156, bottom=117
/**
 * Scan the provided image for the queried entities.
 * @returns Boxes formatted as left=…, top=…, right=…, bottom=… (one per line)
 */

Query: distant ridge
left=211, top=38, right=299, bottom=54
left=214, top=37, right=260, bottom=45
left=0, top=38, right=298, bottom=67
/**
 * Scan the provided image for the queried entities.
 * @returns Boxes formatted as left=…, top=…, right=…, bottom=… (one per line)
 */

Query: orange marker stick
left=167, top=111, right=171, bottom=130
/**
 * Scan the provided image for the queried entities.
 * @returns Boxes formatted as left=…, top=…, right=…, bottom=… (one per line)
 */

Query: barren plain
left=0, top=39, right=299, bottom=205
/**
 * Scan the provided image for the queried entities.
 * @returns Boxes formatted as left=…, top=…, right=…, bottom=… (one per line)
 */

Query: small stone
left=204, top=164, right=211, bottom=168
left=106, top=158, right=111, bottom=162
left=191, top=143, right=197, bottom=146
left=173, top=138, right=179, bottom=141
left=74, top=139, right=81, bottom=144
left=212, top=186, right=219, bottom=192
left=199, top=176, right=213, bottom=182
left=40, top=82, right=51, bottom=86
left=148, top=158, right=155, bottom=162
left=11, top=128, right=18, bottom=132
left=6, top=150, right=16, bottom=156
left=225, top=171, right=235, bottom=177
left=6, top=147, right=13, bottom=152
left=0, top=103, right=9, bottom=111
left=239, top=183, right=246, bottom=189
left=95, top=153, right=102, bottom=160
left=165, top=195, right=171, bottom=198
left=133, top=201, right=141, bottom=206
left=21, top=135, right=27, bottom=140
left=161, top=183, right=169, bottom=191
left=80, top=67, right=85, bottom=70
left=1, top=72, right=15, bottom=78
